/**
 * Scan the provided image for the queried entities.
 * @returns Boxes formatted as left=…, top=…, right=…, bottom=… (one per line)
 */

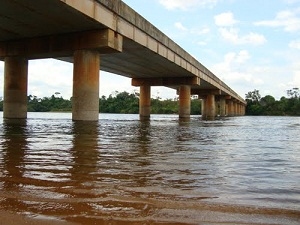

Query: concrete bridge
left=0, top=0, right=246, bottom=121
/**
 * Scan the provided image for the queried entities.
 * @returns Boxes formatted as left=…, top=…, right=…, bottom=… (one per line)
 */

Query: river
left=0, top=112, right=299, bottom=224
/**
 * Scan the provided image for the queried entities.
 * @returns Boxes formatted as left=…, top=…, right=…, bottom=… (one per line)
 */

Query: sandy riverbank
left=0, top=210, right=78, bottom=225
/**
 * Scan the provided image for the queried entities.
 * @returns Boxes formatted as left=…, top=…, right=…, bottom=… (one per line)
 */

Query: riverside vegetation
left=0, top=88, right=299, bottom=116
left=0, top=91, right=201, bottom=115
left=245, top=88, right=300, bottom=116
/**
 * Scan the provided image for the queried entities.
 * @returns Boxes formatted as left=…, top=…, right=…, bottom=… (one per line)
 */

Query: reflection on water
left=0, top=113, right=300, bottom=224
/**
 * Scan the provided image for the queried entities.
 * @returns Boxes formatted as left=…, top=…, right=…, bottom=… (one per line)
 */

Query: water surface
left=0, top=113, right=299, bottom=224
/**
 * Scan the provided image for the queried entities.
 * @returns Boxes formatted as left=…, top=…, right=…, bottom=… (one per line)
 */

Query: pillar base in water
left=3, top=57, right=28, bottom=119
left=72, top=50, right=100, bottom=121
left=179, top=85, right=191, bottom=118
left=202, top=94, right=215, bottom=120
left=139, top=85, right=151, bottom=119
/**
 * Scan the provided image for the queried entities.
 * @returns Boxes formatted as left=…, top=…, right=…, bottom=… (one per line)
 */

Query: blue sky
left=1, top=0, right=300, bottom=100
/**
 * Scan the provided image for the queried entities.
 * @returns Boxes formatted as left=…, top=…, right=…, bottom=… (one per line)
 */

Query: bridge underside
left=0, top=0, right=246, bottom=120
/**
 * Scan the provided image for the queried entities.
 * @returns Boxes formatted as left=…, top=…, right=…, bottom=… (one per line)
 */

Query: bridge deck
left=0, top=0, right=245, bottom=104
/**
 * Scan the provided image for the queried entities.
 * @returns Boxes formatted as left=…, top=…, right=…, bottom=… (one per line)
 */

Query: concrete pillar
left=178, top=85, right=191, bottom=118
left=72, top=50, right=100, bottom=121
left=225, top=103, right=229, bottom=116
left=215, top=101, right=219, bottom=116
left=201, top=98, right=206, bottom=119
left=220, top=98, right=226, bottom=117
left=3, top=57, right=28, bottom=119
left=139, top=85, right=151, bottom=119
left=227, top=100, right=234, bottom=116
left=233, top=102, right=238, bottom=116
left=205, top=94, right=215, bottom=120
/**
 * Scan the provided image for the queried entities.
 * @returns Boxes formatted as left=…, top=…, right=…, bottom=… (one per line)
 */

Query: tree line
left=0, top=91, right=201, bottom=115
left=1, top=88, right=299, bottom=116
left=100, top=91, right=201, bottom=114
left=245, top=88, right=300, bottom=116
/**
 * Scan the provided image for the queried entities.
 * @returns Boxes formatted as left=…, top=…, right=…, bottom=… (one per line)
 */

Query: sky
left=1, top=0, right=300, bottom=100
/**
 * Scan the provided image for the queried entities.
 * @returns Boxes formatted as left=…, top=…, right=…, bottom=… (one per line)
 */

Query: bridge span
left=0, top=0, right=246, bottom=121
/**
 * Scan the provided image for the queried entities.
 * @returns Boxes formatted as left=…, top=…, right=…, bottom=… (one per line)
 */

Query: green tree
left=191, top=98, right=201, bottom=115
left=245, top=88, right=300, bottom=116
left=260, top=95, right=276, bottom=115
left=27, top=94, right=72, bottom=112
left=287, top=88, right=300, bottom=99
left=99, top=91, right=139, bottom=113
left=245, top=89, right=261, bottom=103
left=245, top=89, right=263, bottom=115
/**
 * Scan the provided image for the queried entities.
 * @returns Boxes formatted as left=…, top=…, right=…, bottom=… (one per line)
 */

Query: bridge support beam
left=3, top=57, right=28, bottom=119
left=72, top=50, right=100, bottom=121
left=139, top=85, right=151, bottom=119
left=178, top=85, right=191, bottom=118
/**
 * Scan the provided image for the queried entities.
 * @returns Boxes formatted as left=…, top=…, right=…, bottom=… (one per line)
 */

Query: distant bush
left=245, top=88, right=300, bottom=116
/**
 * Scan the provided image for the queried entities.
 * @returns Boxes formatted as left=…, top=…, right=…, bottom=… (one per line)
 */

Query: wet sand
left=0, top=210, right=78, bottom=225
left=1, top=207, right=300, bottom=225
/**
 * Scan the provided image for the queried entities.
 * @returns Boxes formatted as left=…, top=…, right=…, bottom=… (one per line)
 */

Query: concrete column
left=201, top=98, right=206, bottom=119
left=139, top=85, right=151, bottom=119
left=178, top=85, right=191, bottom=118
left=3, top=57, right=28, bottom=119
left=220, top=98, right=226, bottom=117
left=227, top=100, right=234, bottom=116
left=215, top=101, right=219, bottom=116
left=225, top=103, right=229, bottom=116
left=72, top=50, right=100, bottom=121
left=205, top=94, right=215, bottom=120
left=233, top=102, right=238, bottom=116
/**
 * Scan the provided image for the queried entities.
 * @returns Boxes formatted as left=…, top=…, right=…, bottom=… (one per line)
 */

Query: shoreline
left=0, top=210, right=77, bottom=225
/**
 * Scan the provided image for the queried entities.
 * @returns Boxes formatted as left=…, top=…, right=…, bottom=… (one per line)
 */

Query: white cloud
left=214, top=12, right=266, bottom=46
left=174, top=22, right=210, bottom=34
left=283, top=0, right=300, bottom=4
left=0, top=59, right=178, bottom=100
left=290, top=62, right=300, bottom=87
left=158, top=0, right=219, bottom=10
left=254, top=9, right=300, bottom=32
left=197, top=41, right=207, bottom=46
left=235, top=50, right=251, bottom=63
left=212, top=51, right=264, bottom=92
left=0, top=59, right=74, bottom=99
left=174, top=22, right=188, bottom=31
left=214, top=12, right=238, bottom=27
left=289, top=39, right=300, bottom=49
left=28, top=59, right=73, bottom=98
left=218, top=28, right=267, bottom=45
left=191, top=27, right=210, bottom=35
left=293, top=72, right=300, bottom=87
